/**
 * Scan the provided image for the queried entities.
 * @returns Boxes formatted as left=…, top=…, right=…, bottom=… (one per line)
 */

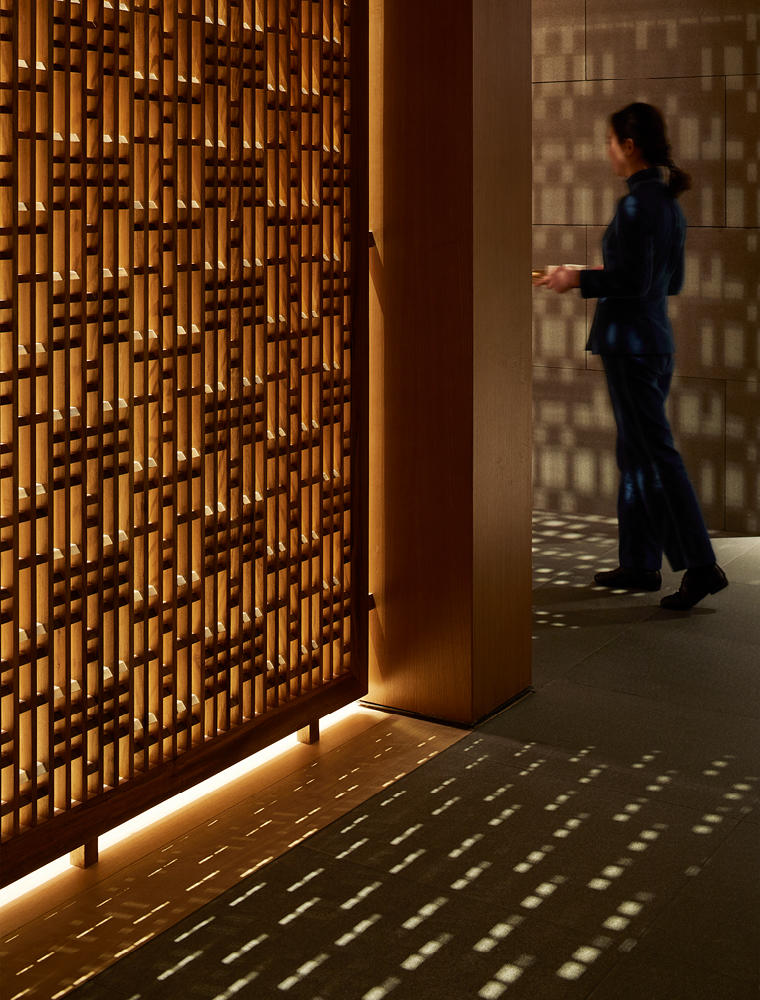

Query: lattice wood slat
left=0, top=0, right=367, bottom=885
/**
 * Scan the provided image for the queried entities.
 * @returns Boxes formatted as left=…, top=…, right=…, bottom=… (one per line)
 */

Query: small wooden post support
left=70, top=838, right=99, bottom=869
left=297, top=719, right=320, bottom=745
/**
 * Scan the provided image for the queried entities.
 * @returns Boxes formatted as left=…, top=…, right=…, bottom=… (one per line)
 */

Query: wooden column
left=367, top=0, right=532, bottom=725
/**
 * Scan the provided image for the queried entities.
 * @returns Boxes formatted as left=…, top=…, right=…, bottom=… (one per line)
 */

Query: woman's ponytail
left=665, top=157, right=691, bottom=197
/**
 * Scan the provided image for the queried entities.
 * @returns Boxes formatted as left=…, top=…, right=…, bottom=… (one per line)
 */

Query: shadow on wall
left=531, top=366, right=732, bottom=532
left=530, top=2, right=760, bottom=534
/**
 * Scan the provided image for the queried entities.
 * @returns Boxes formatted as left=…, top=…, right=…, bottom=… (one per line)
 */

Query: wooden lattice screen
left=0, top=0, right=367, bottom=886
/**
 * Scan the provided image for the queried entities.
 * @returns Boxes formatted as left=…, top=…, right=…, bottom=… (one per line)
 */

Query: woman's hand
left=534, top=266, right=581, bottom=293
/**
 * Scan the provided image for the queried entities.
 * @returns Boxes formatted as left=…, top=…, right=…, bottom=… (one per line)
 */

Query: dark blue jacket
left=580, top=166, right=686, bottom=355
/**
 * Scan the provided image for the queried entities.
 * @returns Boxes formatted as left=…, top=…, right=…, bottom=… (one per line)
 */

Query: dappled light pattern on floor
left=5, top=513, right=760, bottom=999
left=58, top=513, right=760, bottom=999
left=59, top=733, right=759, bottom=999
left=0, top=713, right=465, bottom=1000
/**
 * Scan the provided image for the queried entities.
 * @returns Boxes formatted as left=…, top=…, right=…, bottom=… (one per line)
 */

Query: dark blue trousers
left=602, top=354, right=715, bottom=573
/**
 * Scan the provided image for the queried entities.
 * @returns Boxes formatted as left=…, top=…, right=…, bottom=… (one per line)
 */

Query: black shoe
left=660, top=564, right=728, bottom=610
left=593, top=567, right=662, bottom=591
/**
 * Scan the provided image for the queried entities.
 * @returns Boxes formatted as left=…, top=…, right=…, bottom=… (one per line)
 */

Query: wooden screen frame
left=0, top=0, right=368, bottom=888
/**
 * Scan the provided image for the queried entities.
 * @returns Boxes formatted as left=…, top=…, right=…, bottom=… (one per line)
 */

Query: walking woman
left=537, top=101, right=727, bottom=610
